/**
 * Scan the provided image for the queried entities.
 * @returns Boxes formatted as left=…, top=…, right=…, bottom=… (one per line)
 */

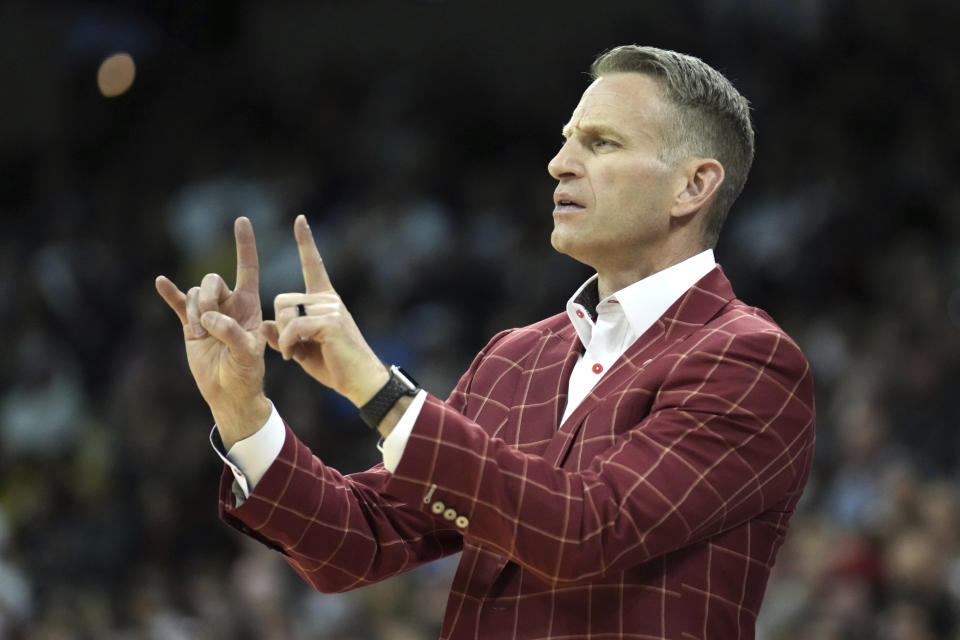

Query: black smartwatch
left=359, top=365, right=420, bottom=429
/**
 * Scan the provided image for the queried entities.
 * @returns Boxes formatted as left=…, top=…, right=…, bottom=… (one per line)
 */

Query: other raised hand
left=261, top=215, right=389, bottom=407
left=156, top=216, right=271, bottom=448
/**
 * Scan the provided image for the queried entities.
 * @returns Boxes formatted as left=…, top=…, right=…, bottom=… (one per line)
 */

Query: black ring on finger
left=297, top=303, right=307, bottom=317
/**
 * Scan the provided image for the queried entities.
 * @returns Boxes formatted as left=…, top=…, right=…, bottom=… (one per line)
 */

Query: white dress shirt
left=216, top=250, right=716, bottom=499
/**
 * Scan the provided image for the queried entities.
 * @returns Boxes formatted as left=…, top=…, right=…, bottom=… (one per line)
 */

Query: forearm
left=386, top=396, right=624, bottom=583
left=219, top=422, right=462, bottom=592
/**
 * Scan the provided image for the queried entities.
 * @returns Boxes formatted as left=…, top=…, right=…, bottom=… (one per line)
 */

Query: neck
left=595, top=247, right=703, bottom=299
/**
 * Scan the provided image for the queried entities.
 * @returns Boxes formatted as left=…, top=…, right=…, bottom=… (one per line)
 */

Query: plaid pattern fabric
left=220, top=267, right=815, bottom=639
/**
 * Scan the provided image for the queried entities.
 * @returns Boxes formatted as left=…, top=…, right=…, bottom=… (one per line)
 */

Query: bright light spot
left=97, top=52, right=136, bottom=98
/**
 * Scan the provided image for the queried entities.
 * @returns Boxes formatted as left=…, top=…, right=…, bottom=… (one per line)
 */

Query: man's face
left=548, top=73, right=684, bottom=273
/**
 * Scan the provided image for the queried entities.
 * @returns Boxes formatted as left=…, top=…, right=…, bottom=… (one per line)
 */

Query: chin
left=549, top=229, right=569, bottom=254
left=550, top=231, right=586, bottom=263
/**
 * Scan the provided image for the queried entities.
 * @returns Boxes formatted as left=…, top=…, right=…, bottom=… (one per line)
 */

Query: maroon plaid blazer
left=220, top=267, right=815, bottom=639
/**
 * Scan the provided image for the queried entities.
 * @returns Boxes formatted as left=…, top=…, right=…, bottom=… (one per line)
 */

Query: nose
left=548, top=140, right=583, bottom=181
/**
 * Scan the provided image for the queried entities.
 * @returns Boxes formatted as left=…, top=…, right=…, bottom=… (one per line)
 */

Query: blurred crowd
left=0, top=1, right=958, bottom=638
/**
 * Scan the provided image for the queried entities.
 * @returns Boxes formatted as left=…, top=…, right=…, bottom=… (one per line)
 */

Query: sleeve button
left=455, top=515, right=469, bottom=529
left=443, top=508, right=457, bottom=521
left=431, top=501, right=445, bottom=515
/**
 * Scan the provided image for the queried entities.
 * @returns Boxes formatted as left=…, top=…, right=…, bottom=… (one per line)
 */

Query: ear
left=670, top=158, right=724, bottom=220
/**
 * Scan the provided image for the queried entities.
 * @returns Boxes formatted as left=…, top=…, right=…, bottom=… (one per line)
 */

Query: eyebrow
left=561, top=122, right=622, bottom=140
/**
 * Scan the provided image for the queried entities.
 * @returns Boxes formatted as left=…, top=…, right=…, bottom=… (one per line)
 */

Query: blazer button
left=455, top=515, right=469, bottom=529
left=431, top=501, right=445, bottom=515
left=443, top=508, right=457, bottom=521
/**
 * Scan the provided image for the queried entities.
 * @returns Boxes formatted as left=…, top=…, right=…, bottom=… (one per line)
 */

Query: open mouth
left=554, top=194, right=586, bottom=213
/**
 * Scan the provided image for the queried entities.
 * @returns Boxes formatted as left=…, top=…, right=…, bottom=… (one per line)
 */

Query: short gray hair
left=590, top=45, right=755, bottom=248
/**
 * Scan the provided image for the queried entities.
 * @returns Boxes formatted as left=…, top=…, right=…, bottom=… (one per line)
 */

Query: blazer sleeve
left=383, top=327, right=816, bottom=585
left=218, top=424, right=464, bottom=593
left=215, top=330, right=517, bottom=592
left=212, top=330, right=511, bottom=593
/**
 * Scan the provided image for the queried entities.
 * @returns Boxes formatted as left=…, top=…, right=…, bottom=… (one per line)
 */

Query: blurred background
left=0, top=0, right=958, bottom=638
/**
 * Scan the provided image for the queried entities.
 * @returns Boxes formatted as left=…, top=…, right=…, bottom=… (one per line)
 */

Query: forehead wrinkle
left=564, top=113, right=661, bottom=148
left=564, top=87, right=667, bottom=146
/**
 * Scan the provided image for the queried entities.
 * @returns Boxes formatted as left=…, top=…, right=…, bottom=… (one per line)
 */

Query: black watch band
left=359, top=365, right=420, bottom=429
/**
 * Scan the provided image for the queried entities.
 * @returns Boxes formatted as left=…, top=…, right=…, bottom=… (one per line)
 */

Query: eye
left=592, top=138, right=617, bottom=150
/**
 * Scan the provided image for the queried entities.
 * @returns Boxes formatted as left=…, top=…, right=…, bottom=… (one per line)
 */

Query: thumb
left=200, top=311, right=252, bottom=354
left=260, top=320, right=281, bottom=353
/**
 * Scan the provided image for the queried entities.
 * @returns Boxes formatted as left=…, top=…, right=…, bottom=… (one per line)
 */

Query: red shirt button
left=592, top=363, right=603, bottom=374
left=576, top=309, right=585, bottom=318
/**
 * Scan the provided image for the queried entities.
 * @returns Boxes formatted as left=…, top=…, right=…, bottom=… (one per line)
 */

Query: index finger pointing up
left=234, top=216, right=260, bottom=293
left=295, top=214, right=334, bottom=294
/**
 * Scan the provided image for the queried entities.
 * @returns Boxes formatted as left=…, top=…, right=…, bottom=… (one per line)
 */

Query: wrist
left=376, top=395, right=413, bottom=439
left=212, top=394, right=272, bottom=450
left=347, top=364, right=391, bottom=408
left=359, top=365, right=420, bottom=430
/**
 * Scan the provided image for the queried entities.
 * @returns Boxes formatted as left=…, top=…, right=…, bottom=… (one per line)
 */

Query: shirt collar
left=566, top=275, right=601, bottom=346
left=566, top=249, right=716, bottom=346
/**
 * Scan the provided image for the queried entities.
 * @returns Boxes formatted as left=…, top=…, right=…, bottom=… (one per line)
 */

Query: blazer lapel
left=527, top=321, right=582, bottom=437
left=541, top=267, right=737, bottom=467
left=490, top=320, right=582, bottom=452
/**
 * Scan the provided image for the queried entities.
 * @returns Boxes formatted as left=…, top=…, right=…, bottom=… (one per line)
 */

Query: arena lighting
left=97, top=52, right=136, bottom=98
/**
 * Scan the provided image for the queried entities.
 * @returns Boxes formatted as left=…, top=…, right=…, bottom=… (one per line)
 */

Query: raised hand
left=261, top=215, right=389, bottom=407
left=156, top=217, right=271, bottom=447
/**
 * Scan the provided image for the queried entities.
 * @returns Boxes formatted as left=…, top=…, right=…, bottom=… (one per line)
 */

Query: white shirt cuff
left=209, top=400, right=286, bottom=500
left=379, top=389, right=427, bottom=473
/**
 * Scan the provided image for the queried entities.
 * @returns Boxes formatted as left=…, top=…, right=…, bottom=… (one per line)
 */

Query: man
left=157, top=45, right=815, bottom=639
